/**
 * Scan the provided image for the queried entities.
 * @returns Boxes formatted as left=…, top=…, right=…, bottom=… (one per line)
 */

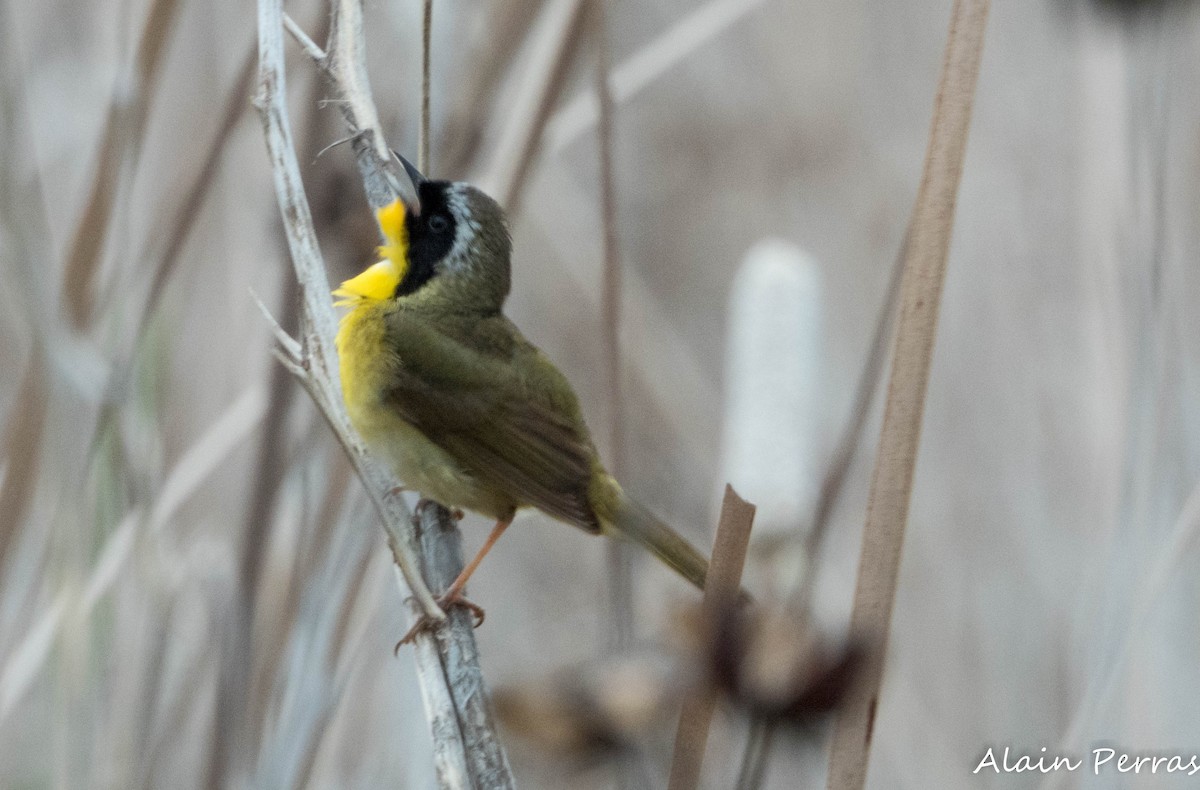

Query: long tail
left=607, top=491, right=710, bottom=591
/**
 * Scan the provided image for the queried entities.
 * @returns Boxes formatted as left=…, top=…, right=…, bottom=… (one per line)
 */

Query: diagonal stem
left=825, top=3, right=990, bottom=789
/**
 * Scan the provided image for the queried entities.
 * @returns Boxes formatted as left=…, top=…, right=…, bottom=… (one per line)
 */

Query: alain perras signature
left=973, top=746, right=1200, bottom=776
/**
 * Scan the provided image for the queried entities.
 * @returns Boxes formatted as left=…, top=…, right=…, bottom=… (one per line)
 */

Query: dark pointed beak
left=392, top=151, right=426, bottom=216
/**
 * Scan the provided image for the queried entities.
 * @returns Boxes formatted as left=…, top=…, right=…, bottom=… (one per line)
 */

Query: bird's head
left=333, top=155, right=512, bottom=313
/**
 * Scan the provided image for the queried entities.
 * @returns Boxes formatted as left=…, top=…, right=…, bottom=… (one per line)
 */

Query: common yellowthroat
left=334, top=156, right=712, bottom=627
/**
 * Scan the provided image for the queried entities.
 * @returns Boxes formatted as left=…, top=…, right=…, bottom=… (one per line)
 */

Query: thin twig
left=419, top=0, right=433, bottom=174
left=284, top=13, right=327, bottom=62
left=825, top=3, right=990, bottom=789
left=592, top=0, right=633, bottom=655
left=250, top=20, right=440, bottom=774
left=0, top=349, right=48, bottom=571
left=668, top=486, right=756, bottom=790
left=251, top=289, right=303, bottom=359
left=792, top=226, right=909, bottom=616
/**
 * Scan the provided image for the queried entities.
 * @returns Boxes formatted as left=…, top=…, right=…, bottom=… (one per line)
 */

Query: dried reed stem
left=419, top=0, right=433, bottom=174
left=668, top=485, right=756, bottom=790
left=792, top=228, right=908, bottom=616
left=0, top=350, right=48, bottom=569
left=825, top=3, right=989, bottom=789
left=592, top=0, right=633, bottom=655
left=61, top=0, right=180, bottom=328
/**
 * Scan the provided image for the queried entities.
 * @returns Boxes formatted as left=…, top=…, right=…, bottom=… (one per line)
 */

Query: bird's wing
left=382, top=313, right=600, bottom=531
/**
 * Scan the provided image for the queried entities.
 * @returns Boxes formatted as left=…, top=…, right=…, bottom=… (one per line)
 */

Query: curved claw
left=396, top=616, right=433, bottom=654
left=455, top=597, right=486, bottom=628
left=393, top=592, right=487, bottom=654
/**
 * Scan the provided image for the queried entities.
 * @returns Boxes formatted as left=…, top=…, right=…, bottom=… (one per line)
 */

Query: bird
left=333, top=155, right=714, bottom=638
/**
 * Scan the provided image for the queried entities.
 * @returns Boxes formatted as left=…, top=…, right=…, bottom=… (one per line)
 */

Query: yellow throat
left=333, top=199, right=409, bottom=409
left=332, top=199, right=409, bottom=307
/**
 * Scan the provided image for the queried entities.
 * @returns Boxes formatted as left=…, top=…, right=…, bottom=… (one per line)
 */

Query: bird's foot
left=412, top=498, right=434, bottom=524
left=394, top=591, right=487, bottom=653
left=438, top=589, right=486, bottom=627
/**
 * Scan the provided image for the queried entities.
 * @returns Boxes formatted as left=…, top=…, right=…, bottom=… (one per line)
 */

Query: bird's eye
left=427, top=214, right=450, bottom=234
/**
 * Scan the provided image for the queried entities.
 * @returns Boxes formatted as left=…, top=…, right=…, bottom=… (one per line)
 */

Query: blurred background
left=2, top=0, right=1200, bottom=787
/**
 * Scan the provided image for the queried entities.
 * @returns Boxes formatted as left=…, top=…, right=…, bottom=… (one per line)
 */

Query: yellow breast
left=333, top=199, right=411, bottom=423
left=335, top=301, right=394, bottom=427
left=333, top=299, right=516, bottom=519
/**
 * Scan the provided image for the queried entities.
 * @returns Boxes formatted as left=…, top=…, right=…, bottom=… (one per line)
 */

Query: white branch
left=255, top=0, right=437, bottom=617
left=255, top=0, right=514, bottom=786
left=250, top=287, right=302, bottom=360
left=283, top=13, right=327, bottom=63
